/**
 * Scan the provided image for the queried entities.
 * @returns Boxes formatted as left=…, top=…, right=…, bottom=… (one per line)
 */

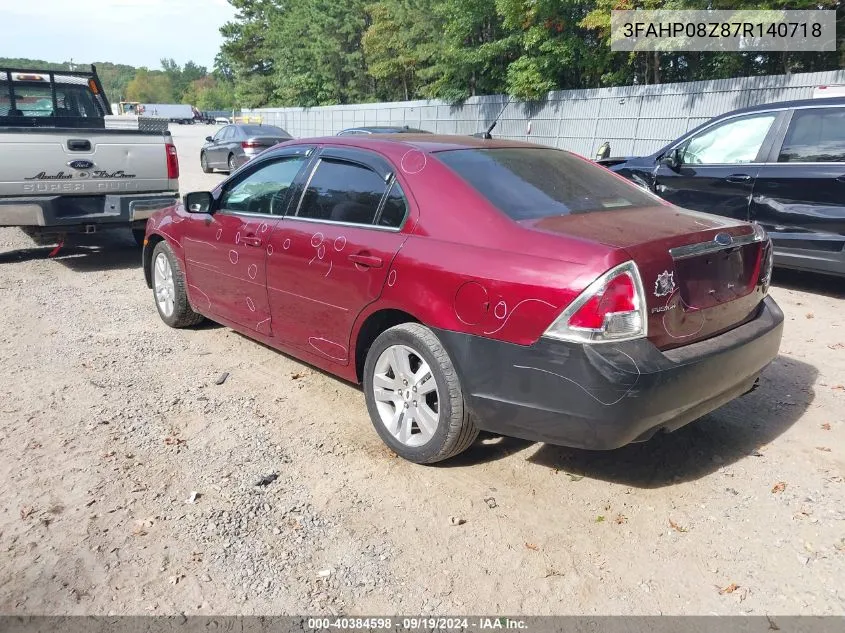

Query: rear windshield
left=437, top=148, right=659, bottom=220
left=0, top=82, right=102, bottom=118
left=242, top=125, right=290, bottom=137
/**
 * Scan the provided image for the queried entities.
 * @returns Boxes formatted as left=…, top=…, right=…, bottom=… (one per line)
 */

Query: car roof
left=716, top=95, right=845, bottom=118
left=278, top=134, right=548, bottom=154
left=340, top=126, right=430, bottom=133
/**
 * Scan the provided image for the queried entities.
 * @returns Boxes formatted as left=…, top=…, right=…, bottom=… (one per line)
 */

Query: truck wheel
left=151, top=241, right=204, bottom=328
left=363, top=323, right=479, bottom=464
left=200, top=152, right=212, bottom=174
left=227, top=154, right=237, bottom=173
left=132, top=229, right=146, bottom=247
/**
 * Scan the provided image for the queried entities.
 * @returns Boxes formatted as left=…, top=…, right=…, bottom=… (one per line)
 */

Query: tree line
left=0, top=57, right=237, bottom=111
left=218, top=0, right=844, bottom=108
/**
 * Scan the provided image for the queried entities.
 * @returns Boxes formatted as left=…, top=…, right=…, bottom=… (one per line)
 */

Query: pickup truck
left=0, top=65, right=180, bottom=247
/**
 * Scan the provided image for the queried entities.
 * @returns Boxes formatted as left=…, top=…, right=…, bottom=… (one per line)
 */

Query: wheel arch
left=353, top=308, right=420, bottom=383
left=143, top=233, right=166, bottom=288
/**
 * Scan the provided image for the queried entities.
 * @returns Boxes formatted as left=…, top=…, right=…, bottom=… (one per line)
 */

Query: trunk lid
left=522, top=206, right=768, bottom=349
left=0, top=130, right=175, bottom=197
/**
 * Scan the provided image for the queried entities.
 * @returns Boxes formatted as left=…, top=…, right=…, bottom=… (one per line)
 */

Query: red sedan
left=142, top=135, right=783, bottom=463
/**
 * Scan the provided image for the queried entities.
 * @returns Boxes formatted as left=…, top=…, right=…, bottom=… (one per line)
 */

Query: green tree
left=363, top=0, right=441, bottom=101
left=124, top=69, right=175, bottom=103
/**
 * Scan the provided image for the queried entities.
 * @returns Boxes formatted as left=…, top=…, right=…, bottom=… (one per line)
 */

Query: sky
left=1, top=0, right=237, bottom=70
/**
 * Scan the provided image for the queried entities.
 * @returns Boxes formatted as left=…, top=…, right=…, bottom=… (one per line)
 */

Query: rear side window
left=297, top=159, right=386, bottom=225
left=778, top=108, right=845, bottom=162
left=437, top=148, right=658, bottom=220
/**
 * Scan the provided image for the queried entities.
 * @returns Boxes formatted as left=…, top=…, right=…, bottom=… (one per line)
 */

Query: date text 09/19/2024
left=306, top=617, right=528, bottom=630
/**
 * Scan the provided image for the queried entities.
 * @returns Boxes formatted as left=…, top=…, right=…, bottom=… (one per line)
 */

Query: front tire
left=151, top=241, right=204, bottom=328
left=363, top=323, right=478, bottom=464
left=200, top=152, right=212, bottom=174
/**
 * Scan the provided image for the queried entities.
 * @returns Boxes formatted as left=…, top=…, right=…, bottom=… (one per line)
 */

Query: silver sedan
left=200, top=124, right=293, bottom=174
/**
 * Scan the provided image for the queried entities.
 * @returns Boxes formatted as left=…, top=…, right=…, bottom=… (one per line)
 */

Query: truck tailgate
left=0, top=129, right=177, bottom=197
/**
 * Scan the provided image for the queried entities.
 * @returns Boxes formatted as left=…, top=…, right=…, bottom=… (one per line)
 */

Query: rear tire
left=363, top=323, right=479, bottom=464
left=200, top=152, right=212, bottom=174
left=151, top=241, right=204, bottom=328
left=227, top=154, right=237, bottom=173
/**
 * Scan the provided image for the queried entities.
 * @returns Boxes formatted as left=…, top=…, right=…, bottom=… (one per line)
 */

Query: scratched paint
left=283, top=238, right=291, bottom=250
left=387, top=269, right=397, bottom=287
left=228, top=250, right=239, bottom=264
left=215, top=228, right=222, bottom=241
left=308, top=337, right=348, bottom=362
left=267, top=244, right=274, bottom=255
left=661, top=291, right=705, bottom=339
left=483, top=298, right=555, bottom=335
left=187, top=284, right=212, bottom=309
left=334, top=236, right=347, bottom=251
left=247, top=264, right=258, bottom=280
left=400, top=149, right=427, bottom=175
left=514, top=348, right=640, bottom=406
left=246, top=296, right=256, bottom=312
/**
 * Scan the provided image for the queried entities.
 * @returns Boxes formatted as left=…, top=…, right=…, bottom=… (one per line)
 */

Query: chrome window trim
left=669, top=231, right=765, bottom=260
left=282, top=215, right=402, bottom=233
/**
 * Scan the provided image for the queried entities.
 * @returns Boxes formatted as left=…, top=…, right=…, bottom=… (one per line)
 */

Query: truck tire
left=363, top=323, right=479, bottom=464
left=200, top=152, right=212, bottom=174
left=150, top=241, right=204, bottom=328
left=132, top=229, right=146, bottom=247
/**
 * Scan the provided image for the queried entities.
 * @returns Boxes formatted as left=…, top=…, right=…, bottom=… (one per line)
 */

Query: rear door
left=750, top=105, right=845, bottom=274
left=208, top=126, right=230, bottom=166
left=265, top=147, right=411, bottom=363
left=652, top=111, right=783, bottom=222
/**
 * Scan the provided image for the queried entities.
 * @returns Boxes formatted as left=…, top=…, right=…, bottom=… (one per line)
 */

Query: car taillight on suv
left=544, top=261, right=648, bottom=343
left=166, top=143, right=179, bottom=179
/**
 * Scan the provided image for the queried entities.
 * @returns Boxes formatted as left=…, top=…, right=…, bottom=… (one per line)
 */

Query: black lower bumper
left=0, top=193, right=178, bottom=230
left=435, top=296, right=784, bottom=450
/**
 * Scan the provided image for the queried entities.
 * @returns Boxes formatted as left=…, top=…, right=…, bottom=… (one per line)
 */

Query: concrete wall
left=245, top=70, right=845, bottom=157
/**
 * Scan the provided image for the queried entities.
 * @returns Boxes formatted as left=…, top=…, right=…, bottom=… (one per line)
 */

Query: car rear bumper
left=434, top=296, right=784, bottom=450
left=0, top=193, right=178, bottom=228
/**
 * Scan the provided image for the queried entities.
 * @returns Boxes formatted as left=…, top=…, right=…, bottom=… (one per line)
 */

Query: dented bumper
left=435, top=296, right=784, bottom=450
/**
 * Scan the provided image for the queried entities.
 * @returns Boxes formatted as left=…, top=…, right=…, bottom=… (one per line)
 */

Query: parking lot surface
left=0, top=124, right=843, bottom=615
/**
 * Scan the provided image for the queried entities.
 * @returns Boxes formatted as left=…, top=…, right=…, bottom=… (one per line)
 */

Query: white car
left=214, top=117, right=231, bottom=124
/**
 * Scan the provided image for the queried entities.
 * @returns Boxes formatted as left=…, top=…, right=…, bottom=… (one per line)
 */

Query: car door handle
left=349, top=253, right=383, bottom=268
left=242, top=235, right=262, bottom=247
left=725, top=174, right=752, bottom=183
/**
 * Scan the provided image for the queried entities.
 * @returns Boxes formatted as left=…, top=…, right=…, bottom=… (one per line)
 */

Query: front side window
left=437, top=148, right=659, bottom=221
left=680, top=114, right=776, bottom=165
left=220, top=156, right=307, bottom=215
left=213, top=127, right=228, bottom=142
left=297, top=159, right=387, bottom=225
left=778, top=108, right=845, bottom=162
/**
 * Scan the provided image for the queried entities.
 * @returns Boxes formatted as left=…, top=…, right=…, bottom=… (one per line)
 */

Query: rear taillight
left=242, top=141, right=261, bottom=149
left=544, top=261, right=648, bottom=344
left=165, top=143, right=179, bottom=179
left=753, top=223, right=773, bottom=293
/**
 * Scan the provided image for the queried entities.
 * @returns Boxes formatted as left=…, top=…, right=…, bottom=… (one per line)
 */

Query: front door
left=751, top=106, right=845, bottom=270
left=266, top=148, right=412, bottom=364
left=182, top=151, right=312, bottom=332
left=653, top=112, right=781, bottom=222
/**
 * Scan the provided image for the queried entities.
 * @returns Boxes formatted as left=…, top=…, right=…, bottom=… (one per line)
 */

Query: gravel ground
left=0, top=124, right=843, bottom=615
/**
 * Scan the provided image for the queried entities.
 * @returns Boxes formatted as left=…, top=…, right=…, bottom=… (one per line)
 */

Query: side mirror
left=660, top=149, right=681, bottom=170
left=205, top=136, right=213, bottom=143
left=184, top=191, right=214, bottom=214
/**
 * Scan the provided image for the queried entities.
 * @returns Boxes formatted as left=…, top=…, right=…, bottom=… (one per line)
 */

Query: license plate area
left=674, top=244, right=759, bottom=309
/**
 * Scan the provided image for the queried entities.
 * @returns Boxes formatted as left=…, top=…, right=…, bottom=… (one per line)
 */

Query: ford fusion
left=143, top=135, right=783, bottom=463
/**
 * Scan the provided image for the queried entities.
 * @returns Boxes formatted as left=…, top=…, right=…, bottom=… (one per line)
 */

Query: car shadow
left=0, top=231, right=142, bottom=272
left=771, top=267, right=845, bottom=300
left=447, top=354, right=816, bottom=487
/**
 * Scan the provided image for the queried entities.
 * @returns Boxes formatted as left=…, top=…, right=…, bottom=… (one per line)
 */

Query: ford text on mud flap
left=0, top=65, right=179, bottom=244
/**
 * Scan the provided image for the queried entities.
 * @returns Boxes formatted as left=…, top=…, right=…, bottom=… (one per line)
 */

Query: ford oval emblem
left=67, top=160, right=94, bottom=170
left=714, top=232, right=733, bottom=247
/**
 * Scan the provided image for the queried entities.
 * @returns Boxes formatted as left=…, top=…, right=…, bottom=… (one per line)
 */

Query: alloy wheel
left=372, top=344, right=440, bottom=447
left=153, top=252, right=176, bottom=317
